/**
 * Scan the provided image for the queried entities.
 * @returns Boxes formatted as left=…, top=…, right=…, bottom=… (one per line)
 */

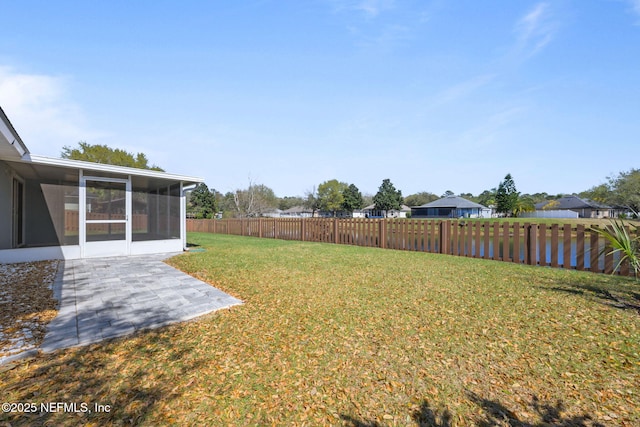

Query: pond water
left=396, top=237, right=615, bottom=272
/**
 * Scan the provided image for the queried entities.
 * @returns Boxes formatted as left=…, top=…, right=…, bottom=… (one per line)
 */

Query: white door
left=81, top=176, right=131, bottom=258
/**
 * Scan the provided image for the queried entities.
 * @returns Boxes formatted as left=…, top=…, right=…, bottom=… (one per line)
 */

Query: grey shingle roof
left=534, top=195, right=611, bottom=210
left=414, top=195, right=488, bottom=209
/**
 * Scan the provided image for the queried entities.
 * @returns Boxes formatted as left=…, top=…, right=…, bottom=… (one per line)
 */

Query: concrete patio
left=40, top=253, right=242, bottom=353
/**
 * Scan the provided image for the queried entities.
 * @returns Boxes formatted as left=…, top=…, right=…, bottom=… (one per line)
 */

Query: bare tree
left=232, top=179, right=277, bottom=217
left=304, top=186, right=322, bottom=217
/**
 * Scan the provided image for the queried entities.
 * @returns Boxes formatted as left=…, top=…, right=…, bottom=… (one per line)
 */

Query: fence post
left=333, top=218, right=339, bottom=244
left=301, top=219, right=306, bottom=242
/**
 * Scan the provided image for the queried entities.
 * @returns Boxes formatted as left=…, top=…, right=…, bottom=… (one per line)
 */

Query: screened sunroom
left=0, top=107, right=203, bottom=263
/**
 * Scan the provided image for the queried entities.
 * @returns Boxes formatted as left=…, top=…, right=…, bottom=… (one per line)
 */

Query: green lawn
left=2, top=233, right=639, bottom=426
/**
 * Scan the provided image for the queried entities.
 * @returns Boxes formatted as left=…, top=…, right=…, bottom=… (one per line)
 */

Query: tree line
left=188, top=178, right=403, bottom=219
left=189, top=170, right=640, bottom=220
left=59, top=142, right=639, bottom=219
left=188, top=174, right=528, bottom=219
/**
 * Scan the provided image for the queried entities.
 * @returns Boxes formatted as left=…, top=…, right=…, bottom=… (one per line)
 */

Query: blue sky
left=1, top=1, right=639, bottom=198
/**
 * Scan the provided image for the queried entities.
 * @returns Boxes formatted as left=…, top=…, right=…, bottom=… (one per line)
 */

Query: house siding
left=0, top=160, right=12, bottom=249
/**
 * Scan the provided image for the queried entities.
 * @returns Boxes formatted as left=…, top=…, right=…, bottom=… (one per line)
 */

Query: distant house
left=261, top=208, right=283, bottom=218
left=317, top=210, right=356, bottom=218
left=281, top=206, right=314, bottom=218
left=362, top=204, right=411, bottom=218
left=411, top=195, right=490, bottom=218
left=534, top=195, right=619, bottom=219
left=1, top=106, right=203, bottom=263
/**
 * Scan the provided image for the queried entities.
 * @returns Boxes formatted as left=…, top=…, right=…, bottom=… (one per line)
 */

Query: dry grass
left=0, top=261, right=59, bottom=361
left=1, top=234, right=638, bottom=426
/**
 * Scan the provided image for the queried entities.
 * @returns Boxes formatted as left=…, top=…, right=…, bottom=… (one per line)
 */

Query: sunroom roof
left=25, top=154, right=203, bottom=185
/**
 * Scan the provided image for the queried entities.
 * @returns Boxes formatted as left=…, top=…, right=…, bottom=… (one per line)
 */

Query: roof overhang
left=23, top=154, right=204, bottom=185
left=0, top=107, right=29, bottom=160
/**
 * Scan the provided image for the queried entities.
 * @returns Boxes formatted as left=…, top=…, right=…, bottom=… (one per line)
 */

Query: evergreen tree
left=373, top=179, right=403, bottom=216
left=496, top=173, right=519, bottom=216
left=188, top=183, right=216, bottom=219
left=342, top=184, right=364, bottom=212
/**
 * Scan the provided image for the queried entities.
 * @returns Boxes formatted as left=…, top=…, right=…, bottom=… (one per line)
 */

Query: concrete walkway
left=40, top=253, right=242, bottom=353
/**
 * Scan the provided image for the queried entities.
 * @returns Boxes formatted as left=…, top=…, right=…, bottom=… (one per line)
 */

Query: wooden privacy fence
left=187, top=218, right=635, bottom=277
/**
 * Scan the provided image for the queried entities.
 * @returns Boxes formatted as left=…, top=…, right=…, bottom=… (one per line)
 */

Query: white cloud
left=514, top=2, right=556, bottom=58
left=0, top=66, right=104, bottom=156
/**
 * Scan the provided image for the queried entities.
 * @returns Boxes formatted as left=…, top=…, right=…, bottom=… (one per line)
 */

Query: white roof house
left=0, top=106, right=203, bottom=263
left=362, top=204, right=411, bottom=218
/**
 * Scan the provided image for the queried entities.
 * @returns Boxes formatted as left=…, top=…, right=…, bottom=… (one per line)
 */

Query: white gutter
left=181, top=183, right=198, bottom=251
left=0, top=118, right=28, bottom=158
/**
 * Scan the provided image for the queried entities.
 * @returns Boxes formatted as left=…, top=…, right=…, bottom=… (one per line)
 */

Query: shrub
left=591, top=219, right=640, bottom=279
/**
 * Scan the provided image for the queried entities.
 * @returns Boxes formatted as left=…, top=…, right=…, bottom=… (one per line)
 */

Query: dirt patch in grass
left=0, top=261, right=59, bottom=361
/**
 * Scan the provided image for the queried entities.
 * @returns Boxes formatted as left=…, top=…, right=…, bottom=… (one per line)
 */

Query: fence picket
left=492, top=222, right=500, bottom=261
left=483, top=222, right=490, bottom=260
left=451, top=220, right=459, bottom=256
left=563, top=224, right=571, bottom=270
left=576, top=225, right=585, bottom=271
left=590, top=229, right=599, bottom=273
left=539, top=224, right=547, bottom=267
left=550, top=224, right=559, bottom=268
left=512, top=222, right=520, bottom=263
